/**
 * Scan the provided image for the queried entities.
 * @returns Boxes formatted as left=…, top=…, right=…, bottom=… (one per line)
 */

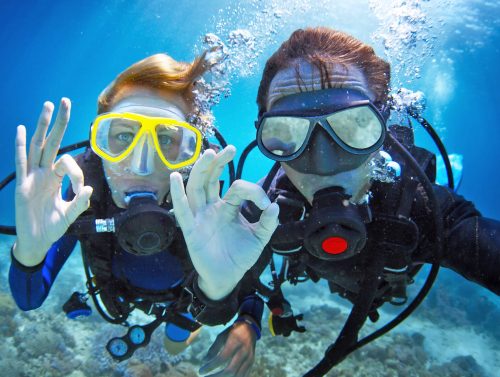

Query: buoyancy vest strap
left=82, top=240, right=129, bottom=325
left=262, top=162, right=281, bottom=193
left=304, top=248, right=387, bottom=377
left=304, top=130, right=439, bottom=376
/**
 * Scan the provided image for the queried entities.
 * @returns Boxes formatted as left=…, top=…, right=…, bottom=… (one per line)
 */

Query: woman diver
left=9, top=51, right=278, bottom=370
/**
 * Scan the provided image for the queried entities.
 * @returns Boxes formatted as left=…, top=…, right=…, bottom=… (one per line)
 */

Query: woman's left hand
left=170, top=146, right=279, bottom=300
left=199, top=320, right=258, bottom=377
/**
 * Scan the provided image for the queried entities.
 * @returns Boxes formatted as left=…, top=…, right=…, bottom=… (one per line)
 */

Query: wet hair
left=97, top=52, right=209, bottom=114
left=257, top=27, right=391, bottom=114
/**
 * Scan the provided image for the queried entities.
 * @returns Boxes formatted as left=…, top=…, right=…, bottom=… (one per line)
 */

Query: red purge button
left=322, top=237, right=348, bottom=254
left=271, top=307, right=284, bottom=316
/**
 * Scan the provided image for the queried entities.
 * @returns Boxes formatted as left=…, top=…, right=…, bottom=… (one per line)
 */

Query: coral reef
left=0, top=292, right=18, bottom=337
left=0, top=244, right=498, bottom=377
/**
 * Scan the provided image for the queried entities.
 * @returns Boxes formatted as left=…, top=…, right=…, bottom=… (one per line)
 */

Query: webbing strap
left=304, top=249, right=387, bottom=377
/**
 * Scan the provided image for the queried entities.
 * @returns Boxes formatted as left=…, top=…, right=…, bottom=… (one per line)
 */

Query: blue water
left=1, top=1, right=499, bottom=376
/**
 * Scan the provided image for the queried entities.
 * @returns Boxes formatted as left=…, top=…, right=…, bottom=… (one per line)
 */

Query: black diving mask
left=67, top=191, right=177, bottom=256
left=256, top=88, right=387, bottom=175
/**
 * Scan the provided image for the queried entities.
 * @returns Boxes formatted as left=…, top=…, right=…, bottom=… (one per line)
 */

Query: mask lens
left=95, top=117, right=141, bottom=157
left=155, top=123, right=198, bottom=165
left=261, top=116, right=310, bottom=157
left=326, top=106, right=383, bottom=150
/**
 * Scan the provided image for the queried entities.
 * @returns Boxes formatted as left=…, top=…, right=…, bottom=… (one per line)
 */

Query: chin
left=112, top=194, right=128, bottom=209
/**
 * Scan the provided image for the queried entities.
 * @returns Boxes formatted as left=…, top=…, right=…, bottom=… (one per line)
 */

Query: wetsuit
left=241, top=157, right=500, bottom=309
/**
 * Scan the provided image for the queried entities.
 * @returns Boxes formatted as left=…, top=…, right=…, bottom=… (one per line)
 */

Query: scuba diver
left=226, top=27, right=499, bottom=377
left=7, top=52, right=278, bottom=366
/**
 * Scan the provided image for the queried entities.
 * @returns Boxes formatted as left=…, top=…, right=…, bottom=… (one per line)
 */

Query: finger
left=186, top=149, right=216, bottom=213
left=251, top=202, right=279, bottom=246
left=206, top=368, right=238, bottom=377
left=170, top=171, right=195, bottom=235
left=225, top=350, right=250, bottom=377
left=53, top=154, right=84, bottom=193
left=236, top=355, right=254, bottom=377
left=15, top=125, right=28, bottom=186
left=28, top=101, right=54, bottom=170
left=201, top=328, right=231, bottom=367
left=205, top=145, right=236, bottom=203
left=40, top=98, right=71, bottom=168
left=296, top=314, right=304, bottom=321
left=200, top=354, right=226, bottom=375
left=201, top=335, right=238, bottom=374
left=223, top=180, right=272, bottom=210
left=205, top=369, right=234, bottom=377
left=207, top=351, right=249, bottom=377
left=65, top=185, right=93, bottom=225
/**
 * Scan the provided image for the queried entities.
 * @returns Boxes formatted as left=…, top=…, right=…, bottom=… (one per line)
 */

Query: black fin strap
left=303, top=251, right=387, bottom=377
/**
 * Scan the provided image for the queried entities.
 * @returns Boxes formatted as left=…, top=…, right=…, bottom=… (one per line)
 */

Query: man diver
left=225, top=27, right=498, bottom=377
left=9, top=52, right=278, bottom=365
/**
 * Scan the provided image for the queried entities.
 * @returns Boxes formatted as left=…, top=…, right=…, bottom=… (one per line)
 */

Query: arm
left=196, top=247, right=270, bottom=377
left=10, top=98, right=92, bottom=310
left=198, top=292, right=264, bottom=377
left=423, top=185, right=500, bottom=295
left=9, top=234, right=77, bottom=310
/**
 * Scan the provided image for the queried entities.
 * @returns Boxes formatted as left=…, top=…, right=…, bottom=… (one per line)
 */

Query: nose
left=303, top=124, right=346, bottom=175
left=307, top=124, right=341, bottom=168
left=287, top=123, right=369, bottom=176
left=308, top=124, right=370, bottom=174
left=129, top=134, right=155, bottom=176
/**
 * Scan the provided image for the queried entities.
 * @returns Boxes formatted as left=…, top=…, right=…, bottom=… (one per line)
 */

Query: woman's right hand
left=13, top=98, right=93, bottom=266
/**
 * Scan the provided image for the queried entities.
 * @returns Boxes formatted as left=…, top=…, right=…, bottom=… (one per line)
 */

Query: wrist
left=12, top=241, right=47, bottom=267
left=238, top=295, right=264, bottom=329
left=11, top=244, right=46, bottom=272
left=234, top=315, right=261, bottom=340
left=197, top=276, right=235, bottom=301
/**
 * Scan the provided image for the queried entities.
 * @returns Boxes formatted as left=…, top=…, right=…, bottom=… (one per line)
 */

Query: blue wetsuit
left=9, top=234, right=185, bottom=311
left=9, top=215, right=263, bottom=330
left=9, top=149, right=264, bottom=328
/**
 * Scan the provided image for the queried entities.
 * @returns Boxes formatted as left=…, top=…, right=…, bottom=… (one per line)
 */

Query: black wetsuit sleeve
left=431, top=185, right=500, bottom=295
left=191, top=244, right=273, bottom=326
left=191, top=275, right=240, bottom=326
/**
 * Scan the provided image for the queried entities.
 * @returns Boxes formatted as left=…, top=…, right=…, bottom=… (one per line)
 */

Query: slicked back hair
left=257, top=27, right=391, bottom=114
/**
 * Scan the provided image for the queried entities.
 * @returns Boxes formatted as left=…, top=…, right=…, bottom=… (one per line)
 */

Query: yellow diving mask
left=90, top=112, right=203, bottom=170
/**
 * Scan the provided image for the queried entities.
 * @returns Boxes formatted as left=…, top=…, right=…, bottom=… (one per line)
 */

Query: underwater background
left=0, top=0, right=499, bottom=376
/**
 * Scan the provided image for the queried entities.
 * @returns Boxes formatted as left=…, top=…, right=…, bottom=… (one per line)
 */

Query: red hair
left=98, top=52, right=210, bottom=114
left=257, top=27, right=390, bottom=113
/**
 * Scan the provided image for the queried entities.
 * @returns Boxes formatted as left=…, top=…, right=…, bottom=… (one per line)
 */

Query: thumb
left=297, top=325, right=306, bottom=333
left=202, top=327, right=231, bottom=364
left=66, top=185, right=93, bottom=225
